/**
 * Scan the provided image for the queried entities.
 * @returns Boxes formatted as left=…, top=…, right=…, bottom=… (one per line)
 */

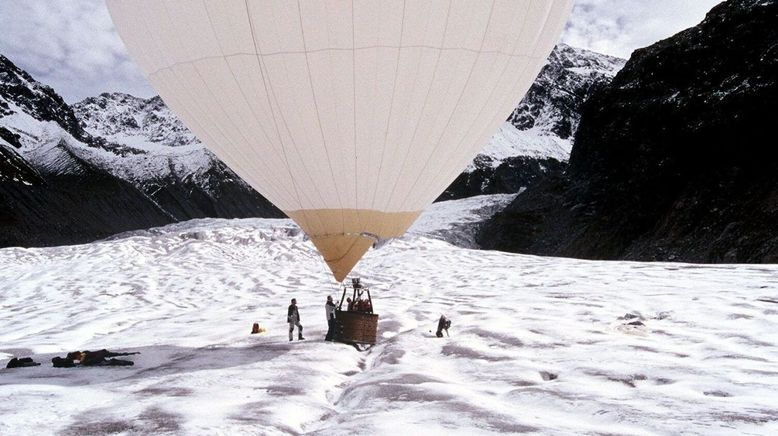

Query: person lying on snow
left=51, top=349, right=140, bottom=367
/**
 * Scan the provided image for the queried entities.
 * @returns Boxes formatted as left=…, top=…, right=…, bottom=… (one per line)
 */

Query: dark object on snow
left=67, top=349, right=139, bottom=366
left=335, top=278, right=378, bottom=349
left=53, top=349, right=139, bottom=367
left=6, top=357, right=41, bottom=368
left=52, top=356, right=76, bottom=368
left=436, top=315, right=452, bottom=338
left=626, top=320, right=645, bottom=326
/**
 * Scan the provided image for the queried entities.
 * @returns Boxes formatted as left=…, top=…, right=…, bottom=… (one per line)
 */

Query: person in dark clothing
left=288, top=298, right=304, bottom=341
left=52, top=349, right=139, bottom=367
left=325, top=295, right=338, bottom=341
left=66, top=349, right=139, bottom=366
left=5, top=357, right=41, bottom=368
left=436, top=315, right=451, bottom=338
left=52, top=356, right=76, bottom=368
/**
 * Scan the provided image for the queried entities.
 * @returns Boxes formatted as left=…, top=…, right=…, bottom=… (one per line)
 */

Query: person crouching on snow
left=325, top=295, right=337, bottom=341
left=288, top=298, right=304, bottom=341
left=436, top=315, right=451, bottom=338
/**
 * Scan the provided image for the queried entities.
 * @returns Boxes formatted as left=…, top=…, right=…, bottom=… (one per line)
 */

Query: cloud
left=0, top=0, right=724, bottom=102
left=0, top=0, right=153, bottom=102
left=562, top=0, right=723, bottom=58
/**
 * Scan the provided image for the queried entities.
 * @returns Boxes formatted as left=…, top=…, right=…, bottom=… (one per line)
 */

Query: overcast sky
left=0, top=0, right=722, bottom=103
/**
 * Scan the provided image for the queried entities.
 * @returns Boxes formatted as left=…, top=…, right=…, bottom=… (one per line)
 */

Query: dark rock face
left=438, top=156, right=566, bottom=201
left=0, top=141, right=173, bottom=248
left=0, top=56, right=281, bottom=249
left=72, top=92, right=284, bottom=222
left=138, top=160, right=283, bottom=222
left=0, top=55, right=89, bottom=142
left=0, top=144, right=40, bottom=186
left=441, top=44, right=624, bottom=200
left=507, top=44, right=625, bottom=140
left=479, top=0, right=778, bottom=263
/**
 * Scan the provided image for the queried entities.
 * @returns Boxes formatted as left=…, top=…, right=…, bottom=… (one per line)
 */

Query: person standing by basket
left=288, top=298, right=304, bottom=341
left=325, top=295, right=338, bottom=341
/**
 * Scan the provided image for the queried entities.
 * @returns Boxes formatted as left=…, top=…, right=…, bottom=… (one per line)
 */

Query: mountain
left=440, top=44, right=625, bottom=200
left=71, top=92, right=282, bottom=221
left=479, top=0, right=778, bottom=263
left=0, top=55, right=280, bottom=248
left=0, top=55, right=175, bottom=247
left=1, top=42, right=622, bottom=249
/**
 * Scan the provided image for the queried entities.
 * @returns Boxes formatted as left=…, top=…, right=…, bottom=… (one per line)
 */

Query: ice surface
left=1, top=207, right=777, bottom=435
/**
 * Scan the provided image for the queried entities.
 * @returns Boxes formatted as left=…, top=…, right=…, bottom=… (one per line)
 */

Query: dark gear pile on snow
left=6, top=357, right=41, bottom=368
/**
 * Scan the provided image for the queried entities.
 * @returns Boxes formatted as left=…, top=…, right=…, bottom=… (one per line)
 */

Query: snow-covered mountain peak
left=73, top=92, right=200, bottom=150
left=0, top=55, right=88, bottom=143
left=549, top=43, right=627, bottom=79
left=467, top=45, right=626, bottom=176
left=507, top=44, right=626, bottom=141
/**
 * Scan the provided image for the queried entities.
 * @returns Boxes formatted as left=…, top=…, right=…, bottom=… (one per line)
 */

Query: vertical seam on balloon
left=320, top=0, right=348, bottom=235
left=414, top=0, right=543, bottom=205
left=295, top=0, right=345, bottom=233
left=252, top=3, right=332, bottom=232
left=376, top=1, right=435, bottom=213
left=130, top=3, right=225, bottom=181
left=391, top=5, right=479, bottom=210
left=364, top=3, right=382, bottom=216
left=382, top=0, right=454, bottom=212
left=202, top=0, right=298, bottom=202
left=430, top=58, right=534, bottom=205
left=430, top=0, right=552, bottom=200
left=243, top=0, right=319, bottom=233
left=369, top=0, right=407, bottom=211
left=143, top=1, right=278, bottom=209
left=159, top=1, right=285, bottom=213
left=391, top=0, right=497, bottom=211
left=201, top=0, right=298, bottom=204
left=351, top=0, right=360, bottom=231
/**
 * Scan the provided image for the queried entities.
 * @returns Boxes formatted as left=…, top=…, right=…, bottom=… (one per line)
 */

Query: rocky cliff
left=441, top=44, right=624, bottom=200
left=479, top=0, right=778, bottom=263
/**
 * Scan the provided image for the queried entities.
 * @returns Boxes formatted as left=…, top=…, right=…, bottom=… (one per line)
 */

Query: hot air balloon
left=106, top=0, right=573, bottom=283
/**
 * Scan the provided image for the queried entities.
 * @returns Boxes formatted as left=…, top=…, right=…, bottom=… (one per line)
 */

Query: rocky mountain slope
left=0, top=55, right=280, bottom=248
left=440, top=44, right=625, bottom=200
left=1, top=42, right=622, bottom=248
left=479, top=0, right=778, bottom=263
left=71, top=92, right=281, bottom=221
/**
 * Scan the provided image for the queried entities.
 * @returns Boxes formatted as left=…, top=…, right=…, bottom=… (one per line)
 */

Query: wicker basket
left=336, top=310, right=378, bottom=344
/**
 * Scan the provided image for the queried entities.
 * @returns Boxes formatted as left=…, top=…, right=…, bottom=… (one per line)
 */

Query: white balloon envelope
left=107, top=0, right=573, bottom=282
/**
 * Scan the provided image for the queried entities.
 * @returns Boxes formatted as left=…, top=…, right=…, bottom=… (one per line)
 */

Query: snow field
left=1, top=212, right=777, bottom=435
